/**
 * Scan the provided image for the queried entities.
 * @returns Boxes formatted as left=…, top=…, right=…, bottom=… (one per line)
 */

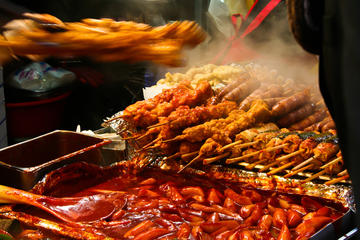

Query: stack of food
left=105, top=63, right=346, bottom=185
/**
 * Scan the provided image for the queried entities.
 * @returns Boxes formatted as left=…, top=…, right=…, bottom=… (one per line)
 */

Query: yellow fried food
left=0, top=13, right=206, bottom=66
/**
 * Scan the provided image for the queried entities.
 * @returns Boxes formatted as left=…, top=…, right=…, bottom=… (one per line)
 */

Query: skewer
left=259, top=161, right=278, bottom=172
left=267, top=160, right=298, bottom=176
left=121, top=135, right=139, bottom=140
left=275, top=149, right=304, bottom=162
left=163, top=136, right=184, bottom=143
left=320, top=156, right=342, bottom=169
left=136, top=137, right=161, bottom=152
left=147, top=122, right=169, bottom=129
left=283, top=164, right=314, bottom=178
left=203, top=153, right=230, bottom=165
left=178, top=155, right=202, bottom=173
left=337, top=169, right=348, bottom=177
left=325, top=174, right=350, bottom=185
left=181, top=151, right=199, bottom=159
left=226, top=144, right=287, bottom=165
left=301, top=168, right=328, bottom=183
left=245, top=158, right=268, bottom=170
left=220, top=140, right=259, bottom=152
left=135, top=131, right=153, bottom=141
left=165, top=152, right=181, bottom=161
left=292, top=156, right=315, bottom=170
left=143, top=145, right=160, bottom=151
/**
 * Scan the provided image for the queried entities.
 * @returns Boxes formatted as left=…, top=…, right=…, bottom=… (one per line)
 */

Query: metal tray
left=0, top=130, right=111, bottom=190
left=0, top=161, right=356, bottom=239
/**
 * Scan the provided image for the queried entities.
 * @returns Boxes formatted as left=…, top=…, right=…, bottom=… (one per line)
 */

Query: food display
left=0, top=162, right=351, bottom=240
left=0, top=13, right=206, bottom=66
left=0, top=61, right=353, bottom=240
left=106, top=63, right=344, bottom=185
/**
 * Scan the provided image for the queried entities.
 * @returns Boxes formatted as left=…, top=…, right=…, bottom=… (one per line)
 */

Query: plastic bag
left=7, top=62, right=75, bottom=92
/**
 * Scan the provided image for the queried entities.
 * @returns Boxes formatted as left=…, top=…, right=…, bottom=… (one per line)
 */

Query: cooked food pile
left=0, top=13, right=206, bottom=66
left=106, top=64, right=347, bottom=184
left=3, top=168, right=347, bottom=239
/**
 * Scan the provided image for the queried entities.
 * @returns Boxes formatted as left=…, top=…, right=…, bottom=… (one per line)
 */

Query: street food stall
left=0, top=1, right=358, bottom=239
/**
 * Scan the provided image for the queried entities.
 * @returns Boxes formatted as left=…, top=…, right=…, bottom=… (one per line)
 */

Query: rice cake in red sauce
left=60, top=168, right=347, bottom=240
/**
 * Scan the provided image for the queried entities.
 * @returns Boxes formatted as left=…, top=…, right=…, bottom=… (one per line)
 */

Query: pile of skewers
left=104, top=64, right=348, bottom=185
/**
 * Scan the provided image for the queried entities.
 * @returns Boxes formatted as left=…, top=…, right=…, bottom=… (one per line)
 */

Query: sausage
left=239, top=84, right=283, bottom=110
left=304, top=116, right=331, bottom=131
left=289, top=109, right=328, bottom=130
left=277, top=103, right=316, bottom=127
left=223, top=79, right=260, bottom=102
left=239, top=84, right=269, bottom=110
left=321, top=119, right=336, bottom=132
left=263, top=97, right=285, bottom=108
left=271, top=89, right=311, bottom=117
left=215, top=72, right=251, bottom=102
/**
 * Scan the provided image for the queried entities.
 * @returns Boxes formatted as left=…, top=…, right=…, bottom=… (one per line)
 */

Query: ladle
left=0, top=185, right=125, bottom=223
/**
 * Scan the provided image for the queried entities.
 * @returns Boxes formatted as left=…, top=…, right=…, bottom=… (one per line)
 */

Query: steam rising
left=155, top=1, right=319, bottom=94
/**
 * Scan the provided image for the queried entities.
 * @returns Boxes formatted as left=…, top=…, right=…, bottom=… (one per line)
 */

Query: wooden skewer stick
left=163, top=136, right=184, bottom=143
left=203, top=153, right=230, bottom=165
left=259, top=161, right=278, bottom=172
left=121, top=134, right=139, bottom=140
left=245, top=158, right=268, bottom=170
left=267, top=160, right=298, bottom=176
left=276, top=149, right=304, bottom=162
left=284, top=164, right=314, bottom=178
left=301, top=168, right=328, bottom=183
left=320, top=156, right=343, bottom=169
left=337, top=169, right=348, bottom=177
left=226, top=144, right=287, bottom=165
left=178, top=155, right=202, bottom=173
left=221, top=140, right=259, bottom=152
left=292, top=156, right=316, bottom=170
left=143, top=145, right=160, bottom=151
left=165, top=152, right=181, bottom=161
left=137, top=137, right=161, bottom=152
left=181, top=151, right=199, bottom=159
left=325, top=174, right=350, bottom=185
left=136, top=131, right=153, bottom=141
left=147, top=122, right=169, bottom=129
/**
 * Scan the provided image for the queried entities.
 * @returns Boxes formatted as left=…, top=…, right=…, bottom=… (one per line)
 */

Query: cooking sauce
left=63, top=168, right=347, bottom=239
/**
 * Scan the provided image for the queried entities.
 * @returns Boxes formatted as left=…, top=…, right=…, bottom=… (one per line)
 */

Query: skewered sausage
left=239, top=84, right=283, bottom=110
left=215, top=72, right=251, bottom=102
left=290, top=109, right=328, bottom=130
left=223, top=78, right=260, bottom=102
left=277, top=103, right=316, bottom=127
left=272, top=89, right=311, bottom=117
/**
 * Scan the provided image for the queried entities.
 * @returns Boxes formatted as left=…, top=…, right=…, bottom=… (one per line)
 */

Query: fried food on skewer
left=118, top=81, right=213, bottom=128
left=177, top=100, right=271, bottom=171
left=220, top=123, right=279, bottom=152
left=143, top=101, right=237, bottom=138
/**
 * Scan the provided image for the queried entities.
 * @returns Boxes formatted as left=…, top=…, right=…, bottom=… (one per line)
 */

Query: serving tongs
left=0, top=184, right=126, bottom=224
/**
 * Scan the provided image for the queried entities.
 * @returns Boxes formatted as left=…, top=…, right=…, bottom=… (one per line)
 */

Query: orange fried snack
left=0, top=13, right=206, bottom=66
